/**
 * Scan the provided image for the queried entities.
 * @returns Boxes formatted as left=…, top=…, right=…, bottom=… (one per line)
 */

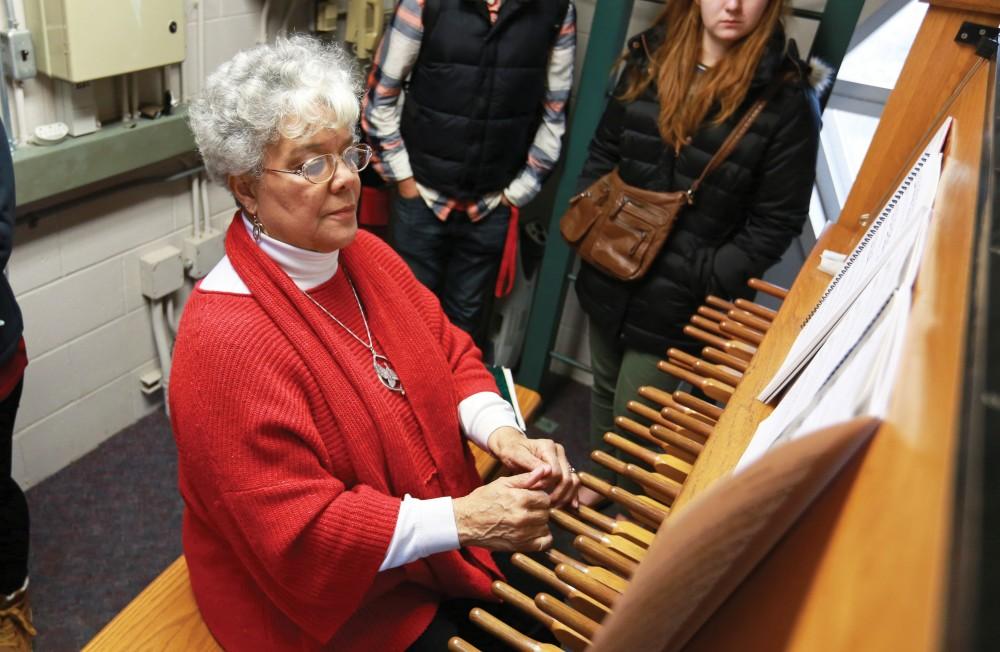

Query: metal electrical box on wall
left=23, top=0, right=185, bottom=82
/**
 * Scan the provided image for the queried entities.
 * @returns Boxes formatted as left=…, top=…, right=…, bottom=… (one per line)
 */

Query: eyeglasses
left=264, top=143, right=374, bottom=184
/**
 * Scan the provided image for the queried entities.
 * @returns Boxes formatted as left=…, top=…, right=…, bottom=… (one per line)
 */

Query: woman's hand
left=487, top=427, right=580, bottom=508
left=453, top=466, right=554, bottom=551
left=398, top=177, right=420, bottom=199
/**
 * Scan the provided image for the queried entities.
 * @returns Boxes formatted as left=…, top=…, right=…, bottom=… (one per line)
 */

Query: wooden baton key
left=535, top=593, right=600, bottom=641
left=550, top=508, right=647, bottom=562
left=747, top=277, right=788, bottom=300
left=510, top=553, right=609, bottom=623
left=604, top=432, right=691, bottom=486
left=469, top=607, right=567, bottom=652
left=734, top=297, right=777, bottom=321
left=574, top=535, right=638, bottom=578
left=578, top=473, right=668, bottom=528
left=546, top=548, right=629, bottom=594
left=673, top=390, right=724, bottom=421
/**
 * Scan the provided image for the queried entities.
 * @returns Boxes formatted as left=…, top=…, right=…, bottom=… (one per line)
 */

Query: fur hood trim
left=807, top=56, right=834, bottom=94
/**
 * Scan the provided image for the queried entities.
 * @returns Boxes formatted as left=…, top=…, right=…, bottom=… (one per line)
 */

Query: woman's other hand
left=453, top=466, right=553, bottom=551
left=487, top=427, right=580, bottom=508
left=397, top=177, right=420, bottom=199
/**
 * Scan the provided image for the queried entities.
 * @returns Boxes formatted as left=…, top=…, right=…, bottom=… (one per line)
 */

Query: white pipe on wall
left=165, top=295, right=180, bottom=336
left=280, top=0, right=301, bottom=38
left=120, top=75, right=130, bottom=121
left=12, top=81, right=26, bottom=144
left=259, top=0, right=271, bottom=44
left=197, top=0, right=206, bottom=84
left=130, top=72, right=139, bottom=118
left=199, top=174, right=211, bottom=233
left=3, top=0, right=17, bottom=28
left=149, top=299, right=173, bottom=412
left=190, top=176, right=202, bottom=237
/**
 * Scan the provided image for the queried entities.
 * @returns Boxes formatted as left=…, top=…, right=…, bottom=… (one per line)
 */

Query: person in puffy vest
left=573, top=0, right=828, bottom=506
left=363, top=0, right=576, bottom=343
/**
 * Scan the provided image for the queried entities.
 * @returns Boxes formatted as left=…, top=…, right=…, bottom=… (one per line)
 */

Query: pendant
left=373, top=353, right=404, bottom=394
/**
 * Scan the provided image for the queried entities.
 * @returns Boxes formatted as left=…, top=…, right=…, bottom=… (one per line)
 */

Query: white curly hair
left=189, top=35, right=362, bottom=184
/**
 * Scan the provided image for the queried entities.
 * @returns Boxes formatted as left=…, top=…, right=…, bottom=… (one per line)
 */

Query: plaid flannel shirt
left=362, top=0, right=576, bottom=222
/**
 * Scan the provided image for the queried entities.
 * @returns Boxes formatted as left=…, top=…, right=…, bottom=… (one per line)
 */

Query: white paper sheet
left=757, top=120, right=951, bottom=403
left=737, top=129, right=946, bottom=469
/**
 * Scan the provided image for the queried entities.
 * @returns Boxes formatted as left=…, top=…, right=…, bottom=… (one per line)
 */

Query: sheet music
left=757, top=120, right=951, bottom=404
left=737, top=144, right=943, bottom=470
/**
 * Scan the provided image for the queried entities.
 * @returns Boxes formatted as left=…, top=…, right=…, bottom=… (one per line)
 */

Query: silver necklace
left=303, top=272, right=405, bottom=395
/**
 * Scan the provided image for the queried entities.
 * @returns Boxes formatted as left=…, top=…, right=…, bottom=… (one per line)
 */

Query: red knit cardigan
left=169, top=217, right=501, bottom=650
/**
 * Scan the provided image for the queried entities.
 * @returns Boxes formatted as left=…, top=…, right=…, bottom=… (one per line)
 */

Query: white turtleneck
left=198, top=215, right=521, bottom=570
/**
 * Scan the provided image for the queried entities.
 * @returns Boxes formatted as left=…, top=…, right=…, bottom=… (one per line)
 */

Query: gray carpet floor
left=23, top=379, right=592, bottom=650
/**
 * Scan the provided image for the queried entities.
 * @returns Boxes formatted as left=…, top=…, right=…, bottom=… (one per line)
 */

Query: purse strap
left=686, top=78, right=786, bottom=203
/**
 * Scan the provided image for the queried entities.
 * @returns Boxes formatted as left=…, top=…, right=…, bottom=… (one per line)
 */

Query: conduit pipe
left=166, top=295, right=180, bottom=336
left=259, top=0, right=271, bottom=44
left=149, top=298, right=174, bottom=413
left=199, top=172, right=211, bottom=234
left=190, top=175, right=202, bottom=236
left=12, top=81, right=26, bottom=144
left=197, top=0, right=206, bottom=84
left=130, top=72, right=139, bottom=119
left=120, top=76, right=130, bottom=121
left=280, top=0, right=300, bottom=37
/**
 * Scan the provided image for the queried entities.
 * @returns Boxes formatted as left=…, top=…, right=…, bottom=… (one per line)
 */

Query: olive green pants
left=587, top=320, right=681, bottom=485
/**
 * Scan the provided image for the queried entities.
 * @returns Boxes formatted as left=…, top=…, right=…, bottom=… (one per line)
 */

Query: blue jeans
left=391, top=195, right=510, bottom=338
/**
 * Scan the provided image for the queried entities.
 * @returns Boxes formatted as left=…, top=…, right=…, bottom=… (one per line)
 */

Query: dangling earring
left=250, top=213, right=264, bottom=242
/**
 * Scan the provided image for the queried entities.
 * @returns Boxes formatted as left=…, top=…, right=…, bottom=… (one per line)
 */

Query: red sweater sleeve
left=170, top=294, right=402, bottom=642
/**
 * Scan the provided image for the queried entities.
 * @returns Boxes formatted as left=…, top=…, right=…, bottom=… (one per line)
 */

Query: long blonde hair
left=620, top=0, right=787, bottom=151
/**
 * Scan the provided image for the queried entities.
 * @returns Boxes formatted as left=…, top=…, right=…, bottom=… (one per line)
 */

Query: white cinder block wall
left=7, top=0, right=827, bottom=488
left=8, top=0, right=268, bottom=489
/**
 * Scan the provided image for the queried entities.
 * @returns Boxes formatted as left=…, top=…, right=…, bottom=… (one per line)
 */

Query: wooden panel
left=83, top=557, right=221, bottom=652
left=836, top=5, right=997, bottom=232
left=927, top=0, right=1000, bottom=12
left=670, top=6, right=992, bottom=651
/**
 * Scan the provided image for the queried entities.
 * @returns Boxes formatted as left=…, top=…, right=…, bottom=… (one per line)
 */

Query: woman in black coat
left=575, top=0, right=826, bottom=503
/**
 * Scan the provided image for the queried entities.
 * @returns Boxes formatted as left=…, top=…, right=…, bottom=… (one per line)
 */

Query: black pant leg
left=0, top=378, right=28, bottom=594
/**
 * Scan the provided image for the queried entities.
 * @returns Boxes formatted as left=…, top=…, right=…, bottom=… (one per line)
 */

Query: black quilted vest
left=401, top=0, right=568, bottom=199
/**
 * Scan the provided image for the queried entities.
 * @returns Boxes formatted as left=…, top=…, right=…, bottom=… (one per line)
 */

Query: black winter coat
left=0, top=121, right=21, bottom=366
left=575, top=25, right=822, bottom=355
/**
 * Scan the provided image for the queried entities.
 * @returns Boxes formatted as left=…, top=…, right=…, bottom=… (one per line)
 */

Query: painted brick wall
left=7, top=0, right=258, bottom=488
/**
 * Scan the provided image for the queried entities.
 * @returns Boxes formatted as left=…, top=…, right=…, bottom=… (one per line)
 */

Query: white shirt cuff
left=379, top=495, right=460, bottom=571
left=459, top=391, right=522, bottom=450
left=383, top=147, right=414, bottom=183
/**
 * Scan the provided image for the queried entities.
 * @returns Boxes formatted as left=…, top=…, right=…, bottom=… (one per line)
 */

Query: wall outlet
left=140, top=245, right=184, bottom=299
left=1, top=28, right=36, bottom=81
left=183, top=228, right=225, bottom=279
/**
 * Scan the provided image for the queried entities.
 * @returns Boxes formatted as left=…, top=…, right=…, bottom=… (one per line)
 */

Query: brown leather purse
left=560, top=93, right=772, bottom=282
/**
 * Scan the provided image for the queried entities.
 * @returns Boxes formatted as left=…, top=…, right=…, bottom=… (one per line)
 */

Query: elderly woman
left=172, top=36, right=577, bottom=651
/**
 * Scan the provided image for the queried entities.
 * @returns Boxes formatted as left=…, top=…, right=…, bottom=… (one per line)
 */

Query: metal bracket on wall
left=954, top=22, right=998, bottom=59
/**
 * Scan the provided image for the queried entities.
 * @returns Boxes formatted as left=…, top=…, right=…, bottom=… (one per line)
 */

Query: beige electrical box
left=24, top=0, right=185, bottom=82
